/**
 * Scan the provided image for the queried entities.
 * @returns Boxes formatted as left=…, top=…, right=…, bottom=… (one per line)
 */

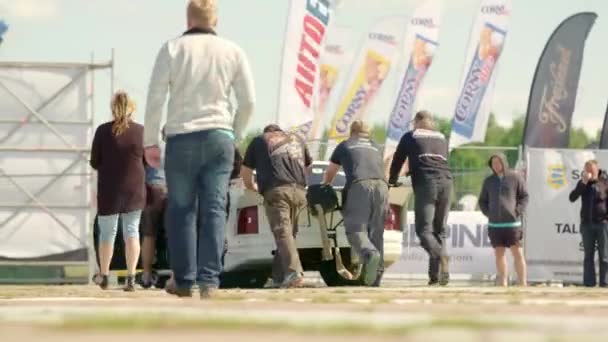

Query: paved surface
left=2, top=285, right=608, bottom=341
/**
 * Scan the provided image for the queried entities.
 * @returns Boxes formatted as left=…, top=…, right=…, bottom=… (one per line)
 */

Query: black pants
left=581, top=223, right=608, bottom=287
left=413, top=177, right=452, bottom=281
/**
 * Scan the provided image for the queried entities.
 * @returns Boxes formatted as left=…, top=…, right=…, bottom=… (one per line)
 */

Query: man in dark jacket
left=241, top=124, right=312, bottom=288
left=479, top=154, right=529, bottom=287
left=569, top=160, right=608, bottom=287
left=389, top=110, right=452, bottom=286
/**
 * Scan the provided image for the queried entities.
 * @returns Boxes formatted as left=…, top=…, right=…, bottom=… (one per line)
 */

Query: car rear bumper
left=224, top=230, right=403, bottom=271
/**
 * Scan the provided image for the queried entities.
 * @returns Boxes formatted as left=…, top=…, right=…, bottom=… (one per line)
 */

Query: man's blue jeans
left=165, top=129, right=234, bottom=289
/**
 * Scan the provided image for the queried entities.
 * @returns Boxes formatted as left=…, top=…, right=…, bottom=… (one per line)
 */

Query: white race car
left=221, top=161, right=411, bottom=287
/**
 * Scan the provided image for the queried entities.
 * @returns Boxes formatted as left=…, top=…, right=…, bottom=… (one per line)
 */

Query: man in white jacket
left=143, top=0, right=255, bottom=299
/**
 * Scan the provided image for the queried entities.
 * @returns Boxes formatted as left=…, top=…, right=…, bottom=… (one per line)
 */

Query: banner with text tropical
left=276, top=0, right=339, bottom=139
left=449, top=0, right=512, bottom=149
left=326, top=17, right=404, bottom=147
left=522, top=12, right=597, bottom=148
left=383, top=0, right=441, bottom=164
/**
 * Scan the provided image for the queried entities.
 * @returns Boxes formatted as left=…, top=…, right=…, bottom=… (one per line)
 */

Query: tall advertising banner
left=326, top=17, right=405, bottom=146
left=600, top=102, right=608, bottom=149
left=523, top=13, right=597, bottom=148
left=525, top=148, right=608, bottom=283
left=276, top=0, right=337, bottom=139
left=383, top=0, right=441, bottom=163
left=449, top=0, right=512, bottom=149
left=308, top=26, right=354, bottom=158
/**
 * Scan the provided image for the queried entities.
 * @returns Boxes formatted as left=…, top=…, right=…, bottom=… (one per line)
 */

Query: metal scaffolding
left=0, top=54, right=114, bottom=283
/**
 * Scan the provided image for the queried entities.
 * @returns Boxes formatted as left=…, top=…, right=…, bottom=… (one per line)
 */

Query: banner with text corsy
left=325, top=16, right=405, bottom=151
left=383, top=0, right=442, bottom=165
left=449, top=0, right=512, bottom=149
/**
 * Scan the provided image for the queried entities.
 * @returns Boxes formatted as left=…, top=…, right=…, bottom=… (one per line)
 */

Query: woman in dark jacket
left=90, top=91, right=145, bottom=291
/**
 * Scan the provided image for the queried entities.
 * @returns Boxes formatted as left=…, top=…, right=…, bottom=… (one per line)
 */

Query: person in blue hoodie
left=479, top=154, right=529, bottom=287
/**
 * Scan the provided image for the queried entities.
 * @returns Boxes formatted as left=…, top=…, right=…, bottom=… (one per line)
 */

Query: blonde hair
left=111, top=91, right=136, bottom=136
left=350, top=120, right=370, bottom=138
left=414, top=110, right=435, bottom=130
left=188, top=0, right=218, bottom=27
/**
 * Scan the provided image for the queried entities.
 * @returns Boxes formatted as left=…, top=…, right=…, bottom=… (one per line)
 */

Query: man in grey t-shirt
left=323, top=120, right=388, bottom=286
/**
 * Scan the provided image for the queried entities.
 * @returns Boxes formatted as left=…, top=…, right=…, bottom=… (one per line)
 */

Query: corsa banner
left=309, top=26, right=353, bottom=142
left=449, top=0, right=512, bottom=149
left=326, top=17, right=405, bottom=145
left=384, top=0, right=441, bottom=164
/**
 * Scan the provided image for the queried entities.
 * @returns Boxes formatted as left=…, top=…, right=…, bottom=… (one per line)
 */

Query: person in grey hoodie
left=478, top=154, right=529, bottom=287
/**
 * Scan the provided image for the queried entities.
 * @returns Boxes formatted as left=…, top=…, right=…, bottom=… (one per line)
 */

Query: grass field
left=2, top=284, right=608, bottom=341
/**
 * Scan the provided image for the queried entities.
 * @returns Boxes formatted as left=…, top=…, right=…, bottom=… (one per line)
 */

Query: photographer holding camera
left=569, top=160, right=608, bottom=288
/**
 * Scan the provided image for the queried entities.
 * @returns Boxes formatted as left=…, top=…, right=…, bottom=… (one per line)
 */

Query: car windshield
left=308, top=163, right=346, bottom=188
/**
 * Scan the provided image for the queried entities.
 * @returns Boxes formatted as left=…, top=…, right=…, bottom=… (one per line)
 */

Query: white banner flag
left=309, top=26, right=354, bottom=142
left=277, top=0, right=338, bottom=139
left=525, top=148, right=608, bottom=283
left=326, top=17, right=405, bottom=146
left=449, top=0, right=512, bottom=149
left=383, top=0, right=442, bottom=163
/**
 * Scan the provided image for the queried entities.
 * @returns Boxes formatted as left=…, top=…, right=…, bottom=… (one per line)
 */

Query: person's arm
left=569, top=180, right=586, bottom=202
left=90, top=127, right=101, bottom=170
left=323, top=163, right=340, bottom=185
left=478, top=179, right=490, bottom=217
left=304, top=146, right=313, bottom=175
left=231, top=147, right=243, bottom=179
left=241, top=166, right=258, bottom=193
left=241, top=138, right=258, bottom=192
left=323, top=143, right=343, bottom=184
left=389, top=134, right=410, bottom=185
left=143, top=43, right=171, bottom=148
left=515, top=174, right=529, bottom=217
left=232, top=48, right=256, bottom=140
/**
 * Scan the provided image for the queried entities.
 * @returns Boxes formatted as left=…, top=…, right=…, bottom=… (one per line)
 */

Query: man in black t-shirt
left=389, top=110, right=452, bottom=286
left=241, top=124, right=312, bottom=288
left=323, top=120, right=388, bottom=286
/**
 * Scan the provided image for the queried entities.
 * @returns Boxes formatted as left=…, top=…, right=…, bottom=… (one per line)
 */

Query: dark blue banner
left=599, top=102, right=608, bottom=149
left=523, top=13, right=597, bottom=148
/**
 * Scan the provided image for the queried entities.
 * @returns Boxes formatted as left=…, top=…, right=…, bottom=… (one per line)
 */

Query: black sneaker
left=124, top=275, right=136, bottom=292
left=428, top=279, right=439, bottom=286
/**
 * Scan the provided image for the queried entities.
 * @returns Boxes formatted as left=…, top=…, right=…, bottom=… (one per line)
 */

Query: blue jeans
left=165, top=130, right=234, bottom=289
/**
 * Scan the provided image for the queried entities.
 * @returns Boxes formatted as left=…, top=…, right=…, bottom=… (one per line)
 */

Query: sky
left=0, top=0, right=606, bottom=137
